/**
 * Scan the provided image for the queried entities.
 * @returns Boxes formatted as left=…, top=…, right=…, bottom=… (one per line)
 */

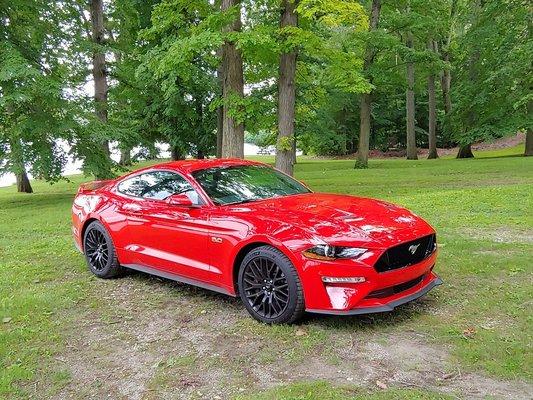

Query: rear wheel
left=238, top=245, right=304, bottom=324
left=83, top=221, right=122, bottom=278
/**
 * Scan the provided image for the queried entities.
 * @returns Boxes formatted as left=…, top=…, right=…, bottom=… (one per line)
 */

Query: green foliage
left=449, top=0, right=532, bottom=145
left=0, top=2, right=77, bottom=182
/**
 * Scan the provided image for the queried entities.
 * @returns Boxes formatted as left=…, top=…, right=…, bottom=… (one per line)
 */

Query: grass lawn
left=0, top=147, right=531, bottom=399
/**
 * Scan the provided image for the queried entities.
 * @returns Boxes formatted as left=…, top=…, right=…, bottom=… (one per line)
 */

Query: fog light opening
left=322, top=276, right=366, bottom=284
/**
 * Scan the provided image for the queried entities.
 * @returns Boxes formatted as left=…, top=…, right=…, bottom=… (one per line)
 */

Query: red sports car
left=72, top=159, right=441, bottom=324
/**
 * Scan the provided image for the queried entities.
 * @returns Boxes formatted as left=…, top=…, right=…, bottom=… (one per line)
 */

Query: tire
left=238, top=245, right=305, bottom=324
left=83, top=220, right=122, bottom=279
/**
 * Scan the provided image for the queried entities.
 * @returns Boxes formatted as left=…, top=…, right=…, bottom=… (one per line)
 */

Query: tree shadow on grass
left=0, top=193, right=74, bottom=211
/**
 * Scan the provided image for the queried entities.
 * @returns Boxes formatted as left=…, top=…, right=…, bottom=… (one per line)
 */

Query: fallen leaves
left=2, top=317, right=12, bottom=323
left=462, top=326, right=477, bottom=339
left=375, top=380, right=388, bottom=389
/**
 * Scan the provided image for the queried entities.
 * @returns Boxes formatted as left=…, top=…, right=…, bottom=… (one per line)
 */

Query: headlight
left=302, top=245, right=367, bottom=261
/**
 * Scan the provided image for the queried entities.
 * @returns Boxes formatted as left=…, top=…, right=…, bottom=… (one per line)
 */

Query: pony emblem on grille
left=408, top=243, right=420, bottom=254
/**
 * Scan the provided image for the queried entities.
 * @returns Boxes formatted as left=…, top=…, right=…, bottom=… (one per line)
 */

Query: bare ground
left=24, top=271, right=531, bottom=400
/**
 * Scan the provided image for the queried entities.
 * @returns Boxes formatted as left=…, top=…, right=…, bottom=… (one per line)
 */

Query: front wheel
left=83, top=221, right=122, bottom=278
left=238, top=245, right=305, bottom=324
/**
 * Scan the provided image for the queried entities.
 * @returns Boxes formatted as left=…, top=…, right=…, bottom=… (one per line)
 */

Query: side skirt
left=122, top=263, right=235, bottom=297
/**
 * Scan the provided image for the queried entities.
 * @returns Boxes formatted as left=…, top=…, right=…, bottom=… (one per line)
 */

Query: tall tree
left=0, top=0, right=76, bottom=192
left=427, top=40, right=438, bottom=159
left=526, top=100, right=533, bottom=157
left=355, top=0, right=381, bottom=169
left=89, top=0, right=111, bottom=165
left=405, top=30, right=417, bottom=160
left=275, top=0, right=298, bottom=176
left=221, top=0, right=245, bottom=158
left=440, top=0, right=456, bottom=120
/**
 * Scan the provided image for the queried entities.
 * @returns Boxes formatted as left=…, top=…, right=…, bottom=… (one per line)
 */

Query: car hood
left=229, top=193, right=434, bottom=248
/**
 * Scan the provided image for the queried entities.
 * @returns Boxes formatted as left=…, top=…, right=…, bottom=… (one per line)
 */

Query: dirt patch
left=42, top=272, right=532, bottom=400
left=460, top=227, right=533, bottom=244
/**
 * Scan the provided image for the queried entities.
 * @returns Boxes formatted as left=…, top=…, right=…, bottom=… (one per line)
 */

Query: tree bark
left=170, top=146, right=186, bottom=161
left=526, top=100, right=533, bottom=156
left=10, top=138, right=33, bottom=193
left=16, top=169, right=33, bottom=193
left=357, top=93, right=372, bottom=167
left=216, top=48, right=224, bottom=158
left=456, top=144, right=474, bottom=158
left=440, top=0, right=456, bottom=117
left=119, top=148, right=132, bottom=166
left=428, top=40, right=438, bottom=159
left=440, top=53, right=452, bottom=116
left=291, top=135, right=297, bottom=165
left=90, top=0, right=110, bottom=160
left=275, top=0, right=298, bottom=176
left=221, top=0, right=245, bottom=159
left=406, top=31, right=417, bottom=160
left=355, top=0, right=381, bottom=169
left=526, top=129, right=533, bottom=156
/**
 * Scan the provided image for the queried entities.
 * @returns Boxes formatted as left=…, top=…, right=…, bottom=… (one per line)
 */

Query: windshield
left=191, top=165, right=310, bottom=205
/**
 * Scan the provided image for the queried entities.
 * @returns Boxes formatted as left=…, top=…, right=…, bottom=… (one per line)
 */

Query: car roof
left=134, top=158, right=266, bottom=175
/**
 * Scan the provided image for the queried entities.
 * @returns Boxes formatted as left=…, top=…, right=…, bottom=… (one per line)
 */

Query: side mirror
left=166, top=193, right=193, bottom=207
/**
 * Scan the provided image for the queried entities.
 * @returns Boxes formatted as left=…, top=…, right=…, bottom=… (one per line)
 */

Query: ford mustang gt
left=72, top=159, right=441, bottom=324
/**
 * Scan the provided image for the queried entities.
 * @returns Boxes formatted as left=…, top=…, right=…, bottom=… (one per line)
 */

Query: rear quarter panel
left=71, top=190, right=129, bottom=254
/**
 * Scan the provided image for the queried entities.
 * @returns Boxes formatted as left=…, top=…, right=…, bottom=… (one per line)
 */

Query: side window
left=117, top=171, right=203, bottom=205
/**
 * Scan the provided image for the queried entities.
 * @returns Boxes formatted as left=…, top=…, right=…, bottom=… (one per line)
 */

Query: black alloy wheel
left=238, top=245, right=304, bottom=324
left=83, top=221, right=122, bottom=278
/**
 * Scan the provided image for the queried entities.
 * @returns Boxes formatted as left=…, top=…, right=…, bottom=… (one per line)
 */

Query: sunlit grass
left=0, top=149, right=532, bottom=397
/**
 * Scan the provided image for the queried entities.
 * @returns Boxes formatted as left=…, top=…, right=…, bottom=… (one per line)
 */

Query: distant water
left=0, top=142, right=265, bottom=188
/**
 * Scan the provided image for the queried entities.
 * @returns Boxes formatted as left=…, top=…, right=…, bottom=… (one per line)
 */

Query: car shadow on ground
left=123, top=267, right=439, bottom=331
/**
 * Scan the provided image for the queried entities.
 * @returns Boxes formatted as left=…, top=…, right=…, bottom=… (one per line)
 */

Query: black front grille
left=374, top=234, right=436, bottom=273
left=367, top=274, right=426, bottom=298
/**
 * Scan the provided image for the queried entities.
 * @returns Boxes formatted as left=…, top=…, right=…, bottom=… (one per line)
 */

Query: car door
left=115, top=170, right=216, bottom=283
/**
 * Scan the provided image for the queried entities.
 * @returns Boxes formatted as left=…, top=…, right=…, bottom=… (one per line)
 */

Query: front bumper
left=299, top=248, right=440, bottom=314
left=307, top=274, right=442, bottom=315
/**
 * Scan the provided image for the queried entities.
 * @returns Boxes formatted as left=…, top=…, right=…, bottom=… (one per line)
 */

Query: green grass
left=234, top=381, right=454, bottom=400
left=0, top=148, right=532, bottom=397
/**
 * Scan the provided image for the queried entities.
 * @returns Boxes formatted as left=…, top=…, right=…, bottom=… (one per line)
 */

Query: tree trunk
left=456, top=144, right=474, bottom=158
left=355, top=0, right=381, bottom=169
left=441, top=53, right=452, bottom=116
left=440, top=0, right=456, bottom=117
left=221, top=0, right=245, bottom=159
left=406, top=31, right=417, bottom=160
left=526, top=100, right=533, bottom=156
left=170, top=146, right=185, bottom=161
left=90, top=0, right=110, bottom=161
left=357, top=94, right=372, bottom=168
left=16, top=169, right=33, bottom=193
left=216, top=48, right=224, bottom=158
left=275, top=0, right=298, bottom=176
left=427, top=41, right=438, bottom=159
left=10, top=138, right=33, bottom=193
left=526, top=129, right=533, bottom=156
left=119, top=148, right=132, bottom=166
left=291, top=135, right=297, bottom=165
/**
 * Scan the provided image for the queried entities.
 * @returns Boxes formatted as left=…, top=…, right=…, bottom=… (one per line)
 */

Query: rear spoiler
left=78, top=179, right=115, bottom=194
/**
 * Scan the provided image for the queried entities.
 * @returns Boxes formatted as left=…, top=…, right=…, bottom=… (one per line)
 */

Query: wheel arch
left=231, top=239, right=301, bottom=295
left=232, top=242, right=270, bottom=295
left=80, top=217, right=100, bottom=251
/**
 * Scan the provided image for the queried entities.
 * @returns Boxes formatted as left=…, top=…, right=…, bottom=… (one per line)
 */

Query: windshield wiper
left=224, top=198, right=262, bottom=206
